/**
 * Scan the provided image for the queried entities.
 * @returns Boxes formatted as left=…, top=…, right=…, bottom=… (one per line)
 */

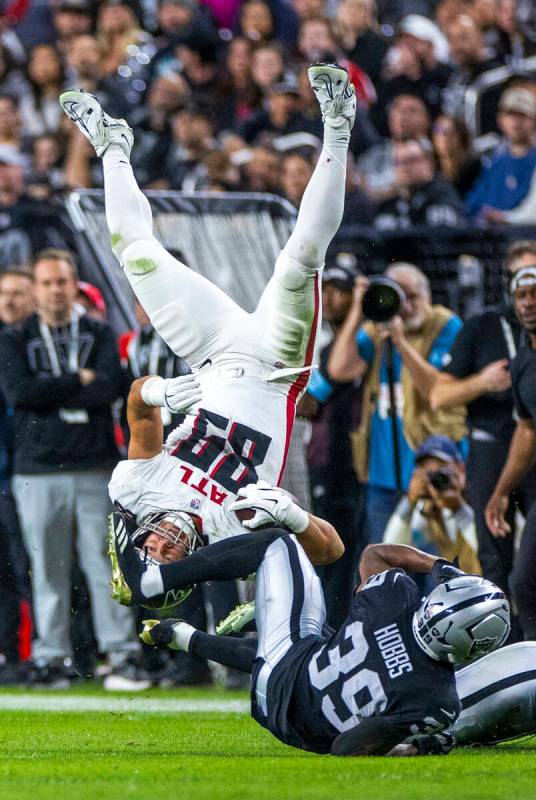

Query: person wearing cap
left=77, top=280, right=107, bottom=321
left=379, top=14, right=452, bottom=119
left=296, top=259, right=364, bottom=627
left=485, top=255, right=536, bottom=638
left=239, top=75, right=319, bottom=143
left=384, top=434, right=480, bottom=594
left=328, top=262, right=465, bottom=545
left=430, top=241, right=536, bottom=616
left=466, top=85, right=536, bottom=221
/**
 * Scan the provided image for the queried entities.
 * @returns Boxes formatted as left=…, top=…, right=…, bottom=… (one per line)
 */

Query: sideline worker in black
left=430, top=241, right=536, bottom=611
left=485, top=262, right=536, bottom=639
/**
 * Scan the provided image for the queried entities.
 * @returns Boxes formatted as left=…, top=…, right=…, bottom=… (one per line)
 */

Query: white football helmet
left=412, top=575, right=510, bottom=664
left=111, top=509, right=205, bottom=610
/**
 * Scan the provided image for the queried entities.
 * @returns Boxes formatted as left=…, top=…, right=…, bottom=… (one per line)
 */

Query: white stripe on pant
left=254, top=535, right=326, bottom=716
left=12, top=471, right=136, bottom=662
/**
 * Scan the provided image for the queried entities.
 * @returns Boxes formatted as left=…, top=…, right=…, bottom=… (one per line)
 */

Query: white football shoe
left=307, top=62, right=356, bottom=130
left=59, top=89, right=134, bottom=158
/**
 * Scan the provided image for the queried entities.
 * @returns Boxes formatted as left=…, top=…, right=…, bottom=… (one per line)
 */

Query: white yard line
left=0, top=695, right=249, bottom=714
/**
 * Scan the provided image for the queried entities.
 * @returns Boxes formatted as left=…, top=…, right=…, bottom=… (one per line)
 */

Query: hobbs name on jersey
left=374, top=623, right=414, bottom=679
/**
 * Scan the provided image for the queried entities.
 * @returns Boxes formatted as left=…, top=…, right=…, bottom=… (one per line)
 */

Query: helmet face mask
left=412, top=576, right=510, bottom=665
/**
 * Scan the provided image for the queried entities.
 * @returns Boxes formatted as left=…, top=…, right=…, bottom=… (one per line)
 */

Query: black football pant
left=466, top=438, right=536, bottom=596
left=511, top=499, right=536, bottom=639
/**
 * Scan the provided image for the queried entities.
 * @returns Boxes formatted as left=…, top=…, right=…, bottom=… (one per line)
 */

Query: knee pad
left=121, top=239, right=163, bottom=275
left=275, top=252, right=320, bottom=290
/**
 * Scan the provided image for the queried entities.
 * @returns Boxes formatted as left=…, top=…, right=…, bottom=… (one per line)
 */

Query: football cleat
left=108, top=514, right=133, bottom=606
left=140, top=618, right=190, bottom=651
left=59, top=89, right=134, bottom=158
left=216, top=600, right=256, bottom=636
left=307, top=62, right=356, bottom=130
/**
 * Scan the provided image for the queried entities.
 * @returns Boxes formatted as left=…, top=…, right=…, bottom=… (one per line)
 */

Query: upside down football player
left=59, top=64, right=356, bottom=571
left=120, top=528, right=509, bottom=756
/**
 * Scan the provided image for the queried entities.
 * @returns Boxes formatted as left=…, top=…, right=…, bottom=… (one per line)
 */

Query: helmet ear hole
left=412, top=576, right=510, bottom=664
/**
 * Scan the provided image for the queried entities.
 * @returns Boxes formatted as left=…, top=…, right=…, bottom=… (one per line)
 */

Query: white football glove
left=229, top=480, right=309, bottom=533
left=141, top=374, right=202, bottom=415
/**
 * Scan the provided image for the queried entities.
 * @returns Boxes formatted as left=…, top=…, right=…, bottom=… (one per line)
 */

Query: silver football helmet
left=412, top=575, right=510, bottom=664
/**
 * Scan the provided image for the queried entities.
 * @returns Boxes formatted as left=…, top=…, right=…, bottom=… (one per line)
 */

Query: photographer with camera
left=384, top=435, right=480, bottom=593
left=328, top=262, right=465, bottom=543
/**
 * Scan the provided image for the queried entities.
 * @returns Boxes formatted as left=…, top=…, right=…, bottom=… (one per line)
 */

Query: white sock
left=283, top=129, right=348, bottom=269
left=171, top=622, right=196, bottom=651
left=103, top=145, right=153, bottom=257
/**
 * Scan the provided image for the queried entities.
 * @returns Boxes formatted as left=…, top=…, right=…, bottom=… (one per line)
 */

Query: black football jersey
left=253, top=569, right=460, bottom=754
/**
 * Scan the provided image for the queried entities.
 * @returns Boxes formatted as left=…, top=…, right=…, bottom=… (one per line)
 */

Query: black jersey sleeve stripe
left=419, top=592, right=504, bottom=636
left=283, top=536, right=305, bottom=645
left=461, top=669, right=536, bottom=710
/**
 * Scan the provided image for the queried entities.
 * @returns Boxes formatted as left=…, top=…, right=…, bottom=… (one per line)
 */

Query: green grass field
left=1, top=687, right=535, bottom=800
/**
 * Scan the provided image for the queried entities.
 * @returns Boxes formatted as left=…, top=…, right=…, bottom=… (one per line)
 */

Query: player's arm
left=331, top=715, right=415, bottom=756
left=230, top=482, right=344, bottom=565
left=127, top=374, right=202, bottom=460
left=430, top=361, right=511, bottom=410
left=485, top=417, right=536, bottom=537
left=126, top=377, right=165, bottom=459
left=358, top=543, right=442, bottom=587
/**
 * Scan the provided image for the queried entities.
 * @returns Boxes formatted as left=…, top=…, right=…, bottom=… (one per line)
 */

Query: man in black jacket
left=374, top=138, right=467, bottom=230
left=0, top=249, right=139, bottom=688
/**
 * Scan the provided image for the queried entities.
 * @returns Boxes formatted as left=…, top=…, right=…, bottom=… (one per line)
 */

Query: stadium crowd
left=1, top=0, right=536, bottom=689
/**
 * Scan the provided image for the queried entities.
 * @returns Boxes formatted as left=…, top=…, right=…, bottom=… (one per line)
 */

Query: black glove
left=431, top=558, right=466, bottom=585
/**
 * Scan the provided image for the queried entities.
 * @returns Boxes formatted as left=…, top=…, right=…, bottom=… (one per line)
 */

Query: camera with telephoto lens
left=361, top=277, right=406, bottom=323
left=427, top=469, right=453, bottom=492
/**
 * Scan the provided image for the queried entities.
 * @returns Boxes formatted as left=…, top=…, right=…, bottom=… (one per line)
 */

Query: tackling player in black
left=122, top=515, right=509, bottom=756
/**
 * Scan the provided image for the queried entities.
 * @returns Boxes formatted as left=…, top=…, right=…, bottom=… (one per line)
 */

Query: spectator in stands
left=251, top=41, right=285, bottom=98
left=328, top=263, right=465, bottom=543
left=384, top=435, right=480, bottom=593
left=238, top=0, right=275, bottom=43
left=64, top=33, right=131, bottom=118
left=379, top=14, right=451, bottom=117
left=0, top=146, right=75, bottom=269
left=466, top=86, right=536, bottom=222
left=239, top=76, right=318, bottom=143
left=96, top=0, right=146, bottom=76
left=432, top=114, right=482, bottom=197
left=77, top=280, right=107, bottom=322
left=495, top=0, right=536, bottom=60
left=297, top=260, right=364, bottom=627
left=155, top=0, right=218, bottom=50
left=28, top=134, right=66, bottom=199
left=175, top=38, right=222, bottom=106
left=0, top=268, right=34, bottom=325
left=485, top=261, right=536, bottom=639
left=217, top=36, right=261, bottom=132
left=166, top=102, right=216, bottom=189
left=443, top=13, right=505, bottom=136
left=357, top=93, right=431, bottom=198
left=240, top=144, right=281, bottom=192
left=0, top=267, right=34, bottom=685
left=51, top=0, right=95, bottom=53
left=279, top=150, right=312, bottom=204
left=0, top=43, right=29, bottom=98
left=0, top=95, right=22, bottom=151
left=374, top=137, right=467, bottom=229
left=336, top=0, right=389, bottom=86
left=0, top=248, right=143, bottom=688
left=430, top=240, right=536, bottom=614
left=341, top=152, right=377, bottom=226
left=129, top=73, right=188, bottom=186
left=19, top=44, right=65, bottom=138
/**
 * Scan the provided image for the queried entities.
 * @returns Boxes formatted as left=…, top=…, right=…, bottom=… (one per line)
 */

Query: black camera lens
left=361, top=277, right=405, bottom=323
left=428, top=469, right=452, bottom=492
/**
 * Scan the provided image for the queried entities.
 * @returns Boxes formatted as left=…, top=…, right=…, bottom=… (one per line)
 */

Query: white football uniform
left=109, top=350, right=316, bottom=542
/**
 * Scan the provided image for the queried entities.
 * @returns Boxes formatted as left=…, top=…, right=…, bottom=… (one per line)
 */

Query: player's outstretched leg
left=59, top=90, right=242, bottom=365
left=253, top=64, right=356, bottom=371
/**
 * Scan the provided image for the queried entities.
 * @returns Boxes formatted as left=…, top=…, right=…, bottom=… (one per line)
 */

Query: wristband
left=141, top=376, right=166, bottom=408
left=285, top=502, right=310, bottom=534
